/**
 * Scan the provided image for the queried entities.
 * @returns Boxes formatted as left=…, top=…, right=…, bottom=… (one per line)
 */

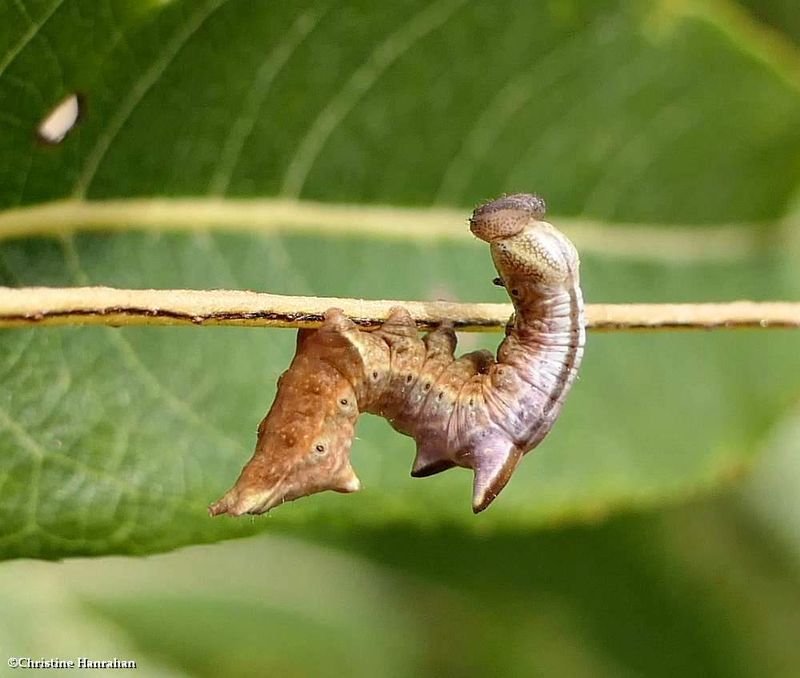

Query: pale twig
left=1, top=286, right=799, bottom=332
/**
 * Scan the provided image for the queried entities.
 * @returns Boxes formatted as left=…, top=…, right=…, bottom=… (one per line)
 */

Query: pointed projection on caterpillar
left=209, top=194, right=585, bottom=516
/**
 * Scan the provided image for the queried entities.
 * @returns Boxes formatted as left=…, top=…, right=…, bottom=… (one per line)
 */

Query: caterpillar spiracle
left=209, top=194, right=585, bottom=516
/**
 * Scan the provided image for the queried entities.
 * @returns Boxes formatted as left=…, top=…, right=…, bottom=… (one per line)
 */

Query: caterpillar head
left=470, top=193, right=579, bottom=287
left=209, top=333, right=361, bottom=517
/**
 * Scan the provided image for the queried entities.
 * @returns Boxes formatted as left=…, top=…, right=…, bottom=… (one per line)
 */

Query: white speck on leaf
left=38, top=93, right=81, bottom=144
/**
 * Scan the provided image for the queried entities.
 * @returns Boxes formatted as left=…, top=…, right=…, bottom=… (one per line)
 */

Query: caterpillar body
left=209, top=194, right=585, bottom=516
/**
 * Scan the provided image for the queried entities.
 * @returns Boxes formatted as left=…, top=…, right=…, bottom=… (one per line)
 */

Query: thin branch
left=1, top=286, right=799, bottom=332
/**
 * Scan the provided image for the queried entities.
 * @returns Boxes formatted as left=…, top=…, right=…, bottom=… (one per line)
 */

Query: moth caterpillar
left=210, top=193, right=585, bottom=516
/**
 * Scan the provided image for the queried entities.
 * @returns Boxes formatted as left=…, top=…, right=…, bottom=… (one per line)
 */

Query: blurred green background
left=1, top=0, right=799, bottom=675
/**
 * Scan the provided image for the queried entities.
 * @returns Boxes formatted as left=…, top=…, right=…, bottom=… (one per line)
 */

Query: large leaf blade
left=2, top=0, right=800, bottom=558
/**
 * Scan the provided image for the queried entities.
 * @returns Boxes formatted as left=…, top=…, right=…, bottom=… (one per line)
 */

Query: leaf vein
left=209, top=8, right=323, bottom=196
left=0, top=0, right=64, bottom=78
left=73, top=0, right=231, bottom=198
left=280, top=0, right=469, bottom=198
left=58, top=235, right=241, bottom=453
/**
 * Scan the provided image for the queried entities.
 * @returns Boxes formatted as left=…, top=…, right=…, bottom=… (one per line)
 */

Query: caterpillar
left=209, top=193, right=585, bottom=516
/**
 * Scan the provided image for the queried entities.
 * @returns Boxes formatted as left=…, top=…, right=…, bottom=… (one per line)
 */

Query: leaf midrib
left=0, top=197, right=775, bottom=263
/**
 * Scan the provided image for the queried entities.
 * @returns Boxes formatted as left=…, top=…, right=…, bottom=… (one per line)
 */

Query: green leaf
left=1, top=0, right=800, bottom=558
